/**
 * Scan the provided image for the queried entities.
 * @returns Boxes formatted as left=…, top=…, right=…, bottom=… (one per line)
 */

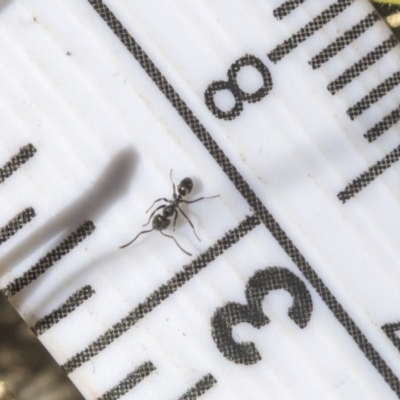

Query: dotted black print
left=204, top=55, right=273, bottom=120
left=268, top=0, right=354, bottom=63
left=273, top=0, right=306, bottom=20
left=1, top=220, right=95, bottom=298
left=85, top=1, right=400, bottom=396
left=32, top=285, right=95, bottom=336
left=364, top=105, right=400, bottom=142
left=97, top=362, right=156, bottom=400
left=382, top=322, right=400, bottom=354
left=309, top=11, right=380, bottom=69
left=178, top=374, right=217, bottom=400
left=338, top=144, right=400, bottom=203
left=328, top=35, right=398, bottom=94
left=0, top=143, right=36, bottom=184
left=62, top=215, right=259, bottom=374
left=0, top=207, right=35, bottom=245
left=347, top=71, right=400, bottom=120
left=211, top=267, right=312, bottom=365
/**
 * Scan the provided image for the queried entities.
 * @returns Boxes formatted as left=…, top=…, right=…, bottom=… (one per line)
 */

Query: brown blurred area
left=0, top=293, right=83, bottom=400
left=373, top=1, right=400, bottom=34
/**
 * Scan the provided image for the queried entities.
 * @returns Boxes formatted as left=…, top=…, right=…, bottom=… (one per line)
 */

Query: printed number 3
left=205, top=55, right=273, bottom=120
left=211, top=267, right=313, bottom=365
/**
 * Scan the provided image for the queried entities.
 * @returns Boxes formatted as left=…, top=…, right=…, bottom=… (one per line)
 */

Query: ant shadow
left=31, top=247, right=122, bottom=320
left=187, top=175, right=204, bottom=196
left=0, top=0, right=13, bottom=11
left=0, top=147, right=137, bottom=276
left=31, top=172, right=211, bottom=316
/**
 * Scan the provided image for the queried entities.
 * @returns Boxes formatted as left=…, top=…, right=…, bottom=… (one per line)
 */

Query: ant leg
left=181, top=195, right=219, bottom=204
left=172, top=209, right=178, bottom=231
left=119, top=229, right=154, bottom=249
left=143, top=205, right=166, bottom=226
left=146, top=198, right=169, bottom=213
left=170, top=169, right=177, bottom=199
left=178, top=205, right=201, bottom=241
left=160, top=231, right=192, bottom=256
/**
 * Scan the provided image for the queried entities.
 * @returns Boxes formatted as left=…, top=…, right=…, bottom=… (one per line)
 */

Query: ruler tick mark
left=347, top=71, right=400, bottom=120
left=309, top=11, right=380, bottom=69
left=268, top=0, right=354, bottom=63
left=338, top=144, right=400, bottom=202
left=1, top=220, right=95, bottom=298
left=364, top=105, right=400, bottom=142
left=0, top=207, right=35, bottom=245
left=0, top=143, right=36, bottom=184
left=97, top=361, right=155, bottom=400
left=62, top=216, right=259, bottom=374
left=32, top=285, right=95, bottom=336
left=327, top=35, right=398, bottom=95
left=178, top=373, right=217, bottom=400
left=273, top=0, right=306, bottom=20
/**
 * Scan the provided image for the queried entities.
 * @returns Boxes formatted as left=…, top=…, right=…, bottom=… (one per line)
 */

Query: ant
left=120, top=171, right=219, bottom=255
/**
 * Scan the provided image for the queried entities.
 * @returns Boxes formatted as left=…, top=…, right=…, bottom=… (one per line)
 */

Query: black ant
left=120, top=171, right=219, bottom=255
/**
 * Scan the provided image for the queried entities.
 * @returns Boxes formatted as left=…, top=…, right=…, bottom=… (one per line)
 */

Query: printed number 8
left=205, top=55, right=273, bottom=120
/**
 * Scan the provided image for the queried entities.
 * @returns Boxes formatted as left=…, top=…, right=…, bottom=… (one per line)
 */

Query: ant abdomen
left=152, top=215, right=170, bottom=231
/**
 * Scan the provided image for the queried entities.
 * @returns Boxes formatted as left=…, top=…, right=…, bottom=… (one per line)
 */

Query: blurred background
left=0, top=1, right=399, bottom=400
left=0, top=293, right=83, bottom=400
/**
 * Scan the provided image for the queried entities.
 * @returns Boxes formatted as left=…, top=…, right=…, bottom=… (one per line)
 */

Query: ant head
left=152, top=214, right=170, bottom=231
left=178, top=178, right=193, bottom=197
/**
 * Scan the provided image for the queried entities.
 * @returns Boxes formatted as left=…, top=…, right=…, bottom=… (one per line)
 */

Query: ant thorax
left=152, top=214, right=170, bottom=231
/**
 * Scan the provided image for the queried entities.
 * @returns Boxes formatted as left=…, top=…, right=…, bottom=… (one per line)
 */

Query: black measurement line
left=267, top=0, right=354, bottom=63
left=0, top=143, right=36, bottom=184
left=328, top=36, right=398, bottom=95
left=309, top=11, right=380, bottom=69
left=87, top=1, right=400, bottom=396
left=62, top=216, right=259, bottom=374
left=364, top=105, right=400, bottom=142
left=32, top=285, right=95, bottom=336
left=347, top=71, right=400, bottom=120
left=0, top=207, right=35, bottom=245
left=338, top=144, right=400, bottom=203
left=97, top=361, right=156, bottom=400
left=0, top=221, right=95, bottom=299
left=178, top=374, right=217, bottom=400
left=382, top=322, right=400, bottom=353
left=273, top=0, right=306, bottom=20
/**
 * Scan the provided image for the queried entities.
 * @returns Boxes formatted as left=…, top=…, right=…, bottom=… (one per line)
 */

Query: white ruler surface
left=1, top=0, right=400, bottom=398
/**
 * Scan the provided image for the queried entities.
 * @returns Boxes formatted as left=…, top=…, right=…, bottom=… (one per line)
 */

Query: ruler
left=1, top=0, right=400, bottom=398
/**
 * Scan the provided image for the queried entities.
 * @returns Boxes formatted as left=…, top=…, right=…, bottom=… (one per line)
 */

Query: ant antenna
left=145, top=198, right=168, bottom=213
left=170, top=169, right=176, bottom=197
left=119, top=228, right=154, bottom=249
